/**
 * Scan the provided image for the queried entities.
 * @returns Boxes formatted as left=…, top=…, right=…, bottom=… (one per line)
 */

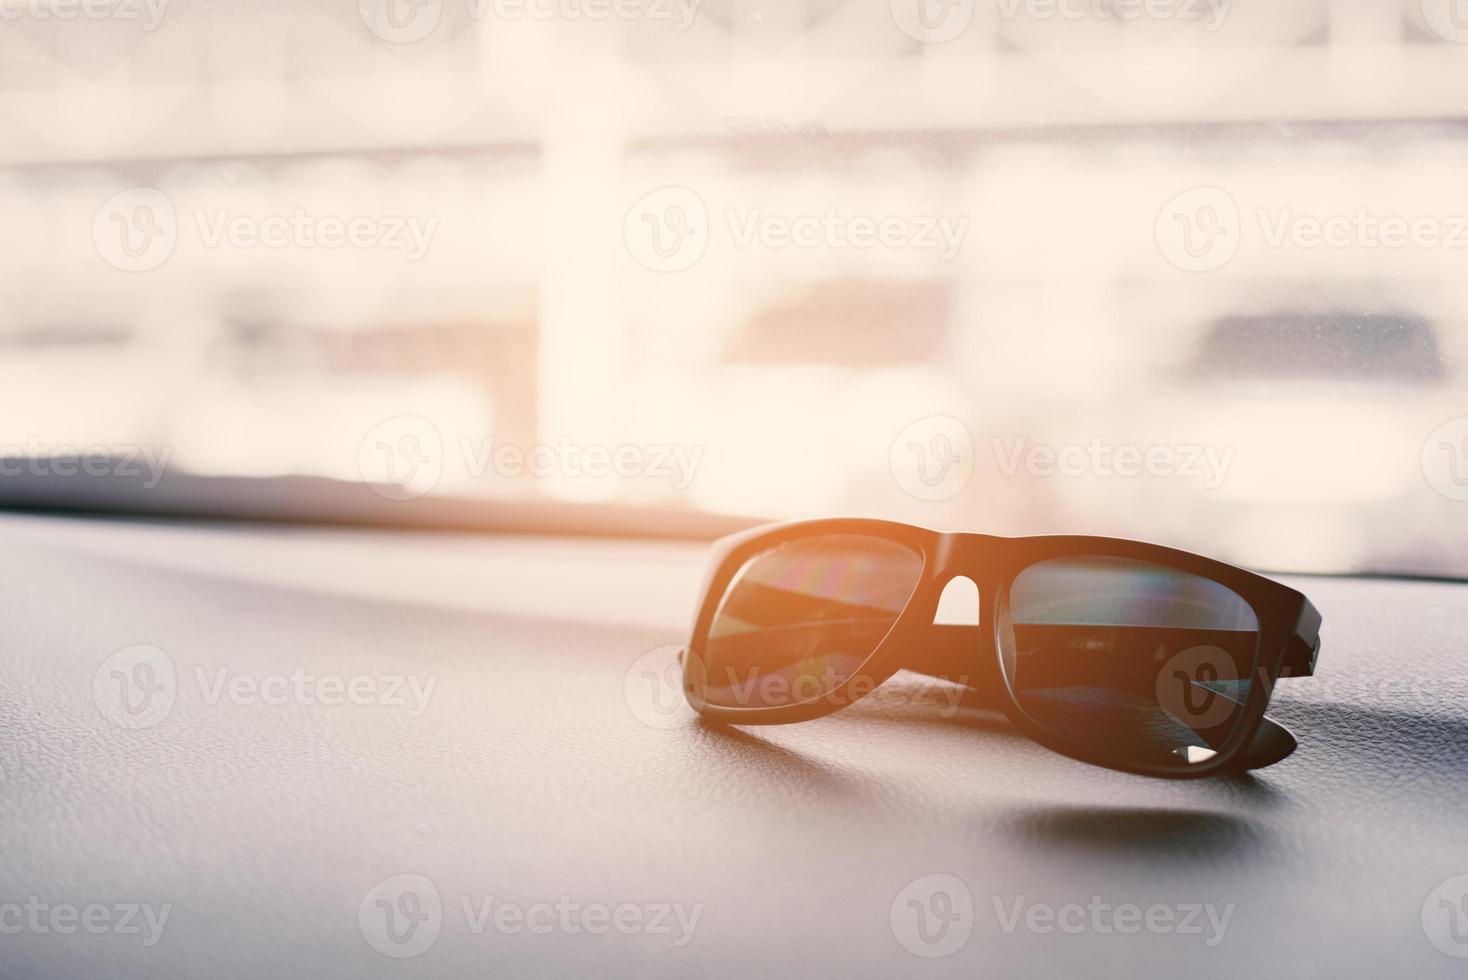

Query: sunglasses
left=680, top=519, right=1322, bottom=779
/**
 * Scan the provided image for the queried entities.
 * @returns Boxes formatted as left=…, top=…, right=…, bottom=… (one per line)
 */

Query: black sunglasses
left=680, top=519, right=1322, bottom=779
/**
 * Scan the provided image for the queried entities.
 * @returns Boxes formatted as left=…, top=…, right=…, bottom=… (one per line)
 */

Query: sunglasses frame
left=682, top=518, right=1322, bottom=779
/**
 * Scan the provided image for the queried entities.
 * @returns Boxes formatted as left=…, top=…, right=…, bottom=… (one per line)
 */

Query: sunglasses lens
left=689, top=534, right=923, bottom=710
left=999, top=556, right=1260, bottom=771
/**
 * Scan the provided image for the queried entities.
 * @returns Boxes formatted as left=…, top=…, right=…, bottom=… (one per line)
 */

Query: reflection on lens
left=691, top=534, right=923, bottom=709
left=999, top=557, right=1259, bottom=770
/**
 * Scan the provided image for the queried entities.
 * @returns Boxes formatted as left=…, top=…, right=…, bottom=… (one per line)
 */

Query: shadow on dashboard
left=689, top=718, right=888, bottom=803
left=692, top=716, right=1279, bottom=867
left=995, top=804, right=1274, bottom=866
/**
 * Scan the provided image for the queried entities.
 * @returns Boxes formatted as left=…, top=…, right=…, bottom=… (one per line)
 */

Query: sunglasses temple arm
left=1198, top=684, right=1298, bottom=768
left=904, top=624, right=1299, bottom=769
left=1238, top=712, right=1298, bottom=769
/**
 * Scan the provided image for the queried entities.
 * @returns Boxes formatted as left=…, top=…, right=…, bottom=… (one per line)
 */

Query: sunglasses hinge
left=1278, top=635, right=1320, bottom=678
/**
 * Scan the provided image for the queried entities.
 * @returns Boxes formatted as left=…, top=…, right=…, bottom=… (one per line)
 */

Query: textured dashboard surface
left=0, top=513, right=1465, bottom=979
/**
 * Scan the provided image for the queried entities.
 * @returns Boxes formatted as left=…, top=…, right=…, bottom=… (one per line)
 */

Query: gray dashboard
left=0, top=514, right=1465, bottom=978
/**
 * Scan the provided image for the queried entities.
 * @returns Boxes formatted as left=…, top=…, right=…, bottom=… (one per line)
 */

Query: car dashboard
left=1, top=513, right=1465, bottom=978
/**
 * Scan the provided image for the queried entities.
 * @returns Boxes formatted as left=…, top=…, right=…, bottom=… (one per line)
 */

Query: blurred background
left=2, top=0, right=1467, bottom=575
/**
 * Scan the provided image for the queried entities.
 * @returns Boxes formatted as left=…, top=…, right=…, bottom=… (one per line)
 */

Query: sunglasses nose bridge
left=929, top=532, right=1002, bottom=582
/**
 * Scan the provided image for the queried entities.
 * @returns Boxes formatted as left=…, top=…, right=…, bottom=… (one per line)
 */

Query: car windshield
left=4, top=1, right=1467, bottom=577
